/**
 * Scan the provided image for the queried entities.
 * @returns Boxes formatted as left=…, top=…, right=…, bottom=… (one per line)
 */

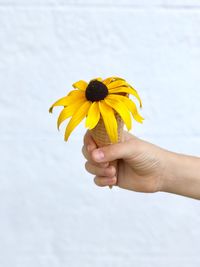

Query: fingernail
left=93, top=149, right=104, bottom=161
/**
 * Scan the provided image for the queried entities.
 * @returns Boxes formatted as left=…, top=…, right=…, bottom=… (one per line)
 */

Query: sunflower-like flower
left=49, top=76, right=144, bottom=142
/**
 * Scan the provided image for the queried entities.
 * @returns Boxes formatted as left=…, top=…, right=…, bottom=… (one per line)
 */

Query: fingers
left=83, top=130, right=136, bottom=188
left=85, top=161, right=117, bottom=187
left=85, top=161, right=116, bottom=177
left=94, top=176, right=117, bottom=187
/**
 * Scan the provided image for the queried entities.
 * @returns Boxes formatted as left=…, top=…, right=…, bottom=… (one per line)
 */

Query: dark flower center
left=85, top=80, right=108, bottom=102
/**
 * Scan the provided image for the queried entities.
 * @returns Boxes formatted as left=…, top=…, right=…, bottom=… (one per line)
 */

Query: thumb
left=91, top=137, right=138, bottom=163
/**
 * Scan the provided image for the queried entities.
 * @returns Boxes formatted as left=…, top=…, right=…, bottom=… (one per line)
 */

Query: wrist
left=161, top=151, right=200, bottom=199
left=160, top=151, right=181, bottom=193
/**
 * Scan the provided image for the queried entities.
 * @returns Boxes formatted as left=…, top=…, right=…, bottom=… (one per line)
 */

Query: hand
left=82, top=130, right=168, bottom=193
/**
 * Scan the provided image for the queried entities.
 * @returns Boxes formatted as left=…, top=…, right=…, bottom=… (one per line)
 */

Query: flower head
left=49, top=76, right=144, bottom=142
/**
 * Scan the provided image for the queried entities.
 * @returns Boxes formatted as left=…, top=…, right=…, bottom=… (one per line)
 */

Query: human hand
left=82, top=130, right=168, bottom=193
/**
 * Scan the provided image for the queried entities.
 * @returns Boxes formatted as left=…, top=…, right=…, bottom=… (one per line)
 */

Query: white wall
left=0, top=1, right=200, bottom=266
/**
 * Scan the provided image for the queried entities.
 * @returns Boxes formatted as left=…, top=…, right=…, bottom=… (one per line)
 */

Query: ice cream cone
left=90, top=113, right=124, bottom=147
left=90, top=113, right=124, bottom=189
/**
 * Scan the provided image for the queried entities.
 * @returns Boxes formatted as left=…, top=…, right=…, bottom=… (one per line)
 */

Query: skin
left=82, top=130, right=200, bottom=200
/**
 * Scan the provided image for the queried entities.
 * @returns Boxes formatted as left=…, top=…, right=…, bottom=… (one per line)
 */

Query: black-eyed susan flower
left=49, top=76, right=144, bottom=143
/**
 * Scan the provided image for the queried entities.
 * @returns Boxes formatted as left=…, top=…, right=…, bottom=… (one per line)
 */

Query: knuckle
left=82, top=145, right=90, bottom=160
left=85, top=161, right=92, bottom=173
left=94, top=176, right=104, bottom=187
left=99, top=162, right=109, bottom=168
left=106, top=166, right=116, bottom=177
left=106, top=147, right=117, bottom=160
left=129, top=138, right=139, bottom=150
left=82, top=145, right=86, bottom=156
left=84, top=161, right=89, bottom=170
left=94, top=176, right=100, bottom=186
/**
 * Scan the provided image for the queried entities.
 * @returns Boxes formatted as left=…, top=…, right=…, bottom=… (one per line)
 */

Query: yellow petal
left=49, top=96, right=68, bottom=113
left=103, top=77, right=125, bottom=86
left=67, top=89, right=85, bottom=97
left=133, top=113, right=144, bottom=123
left=64, top=101, right=91, bottom=141
left=109, top=87, right=142, bottom=107
left=98, top=101, right=118, bottom=143
left=85, top=102, right=100, bottom=130
left=129, top=85, right=143, bottom=108
left=72, top=80, right=88, bottom=91
left=49, top=90, right=85, bottom=113
left=107, top=80, right=129, bottom=89
left=111, top=94, right=144, bottom=123
left=66, top=90, right=86, bottom=105
left=105, top=95, right=132, bottom=130
left=57, top=99, right=86, bottom=130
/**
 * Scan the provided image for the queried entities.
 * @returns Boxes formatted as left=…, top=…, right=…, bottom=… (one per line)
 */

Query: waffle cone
left=90, top=113, right=124, bottom=147
left=90, top=113, right=124, bottom=189
left=89, top=93, right=129, bottom=188
left=90, top=93, right=128, bottom=147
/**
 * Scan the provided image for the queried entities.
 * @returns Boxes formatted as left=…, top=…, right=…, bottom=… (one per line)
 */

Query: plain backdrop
left=0, top=0, right=200, bottom=267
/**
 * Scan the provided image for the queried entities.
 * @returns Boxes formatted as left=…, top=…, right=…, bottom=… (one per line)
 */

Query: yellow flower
left=49, top=76, right=144, bottom=142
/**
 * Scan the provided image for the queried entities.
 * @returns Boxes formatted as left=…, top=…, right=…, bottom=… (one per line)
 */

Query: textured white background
left=0, top=0, right=200, bottom=267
